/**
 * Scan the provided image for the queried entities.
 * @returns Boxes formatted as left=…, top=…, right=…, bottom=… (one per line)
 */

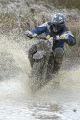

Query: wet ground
left=0, top=65, right=80, bottom=120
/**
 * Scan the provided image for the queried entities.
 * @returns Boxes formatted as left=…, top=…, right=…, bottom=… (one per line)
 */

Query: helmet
left=51, top=13, right=66, bottom=33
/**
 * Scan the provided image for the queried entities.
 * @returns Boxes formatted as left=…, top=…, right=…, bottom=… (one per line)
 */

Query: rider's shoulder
left=38, top=22, right=48, bottom=27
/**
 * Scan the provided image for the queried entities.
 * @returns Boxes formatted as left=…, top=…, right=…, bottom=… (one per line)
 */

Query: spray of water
left=0, top=34, right=32, bottom=100
left=31, top=60, right=80, bottom=103
left=0, top=34, right=80, bottom=120
left=0, top=33, right=80, bottom=103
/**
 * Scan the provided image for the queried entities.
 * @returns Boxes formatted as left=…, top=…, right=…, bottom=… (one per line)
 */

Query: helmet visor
left=52, top=24, right=61, bottom=33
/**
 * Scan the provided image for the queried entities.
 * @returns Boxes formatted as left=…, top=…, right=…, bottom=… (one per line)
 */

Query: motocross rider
left=25, top=13, right=76, bottom=73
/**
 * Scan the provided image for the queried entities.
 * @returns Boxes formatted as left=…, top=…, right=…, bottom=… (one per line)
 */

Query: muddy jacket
left=31, top=22, right=76, bottom=49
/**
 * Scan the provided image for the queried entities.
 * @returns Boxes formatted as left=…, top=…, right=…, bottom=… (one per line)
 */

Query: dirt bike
left=28, top=36, right=55, bottom=92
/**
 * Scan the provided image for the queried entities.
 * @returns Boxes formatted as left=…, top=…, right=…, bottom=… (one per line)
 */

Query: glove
left=46, top=35, right=50, bottom=40
left=46, top=35, right=53, bottom=41
left=24, top=30, right=37, bottom=38
left=60, top=33, right=68, bottom=40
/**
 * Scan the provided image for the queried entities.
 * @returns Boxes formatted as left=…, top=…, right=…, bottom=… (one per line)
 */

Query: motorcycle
left=24, top=30, right=65, bottom=92
left=28, top=36, right=55, bottom=92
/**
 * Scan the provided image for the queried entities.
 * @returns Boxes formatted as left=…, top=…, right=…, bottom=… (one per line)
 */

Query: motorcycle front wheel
left=29, top=58, right=46, bottom=92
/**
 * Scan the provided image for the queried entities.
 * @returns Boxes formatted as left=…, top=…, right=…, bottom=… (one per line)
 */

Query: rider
left=25, top=13, right=76, bottom=73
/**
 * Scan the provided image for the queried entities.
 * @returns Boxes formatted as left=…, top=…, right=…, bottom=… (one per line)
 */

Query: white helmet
left=51, top=13, right=66, bottom=32
left=51, top=13, right=66, bottom=25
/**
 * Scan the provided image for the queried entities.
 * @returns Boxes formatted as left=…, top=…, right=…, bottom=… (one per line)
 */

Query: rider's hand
left=55, top=34, right=68, bottom=41
left=59, top=33, right=68, bottom=40
left=24, top=30, right=37, bottom=38
left=46, top=35, right=53, bottom=41
left=46, top=35, right=50, bottom=40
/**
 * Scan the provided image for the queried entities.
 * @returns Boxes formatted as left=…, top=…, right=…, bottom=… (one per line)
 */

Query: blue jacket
left=31, top=22, right=76, bottom=49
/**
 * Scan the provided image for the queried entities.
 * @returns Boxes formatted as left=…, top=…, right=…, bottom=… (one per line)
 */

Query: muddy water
left=0, top=35, right=80, bottom=120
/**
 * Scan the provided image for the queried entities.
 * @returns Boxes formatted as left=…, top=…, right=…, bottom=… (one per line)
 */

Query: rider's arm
left=24, top=22, right=50, bottom=38
left=31, top=22, right=50, bottom=36
left=60, top=31, right=76, bottom=46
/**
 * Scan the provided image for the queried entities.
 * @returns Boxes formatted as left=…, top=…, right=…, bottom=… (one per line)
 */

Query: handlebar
left=34, top=36, right=47, bottom=40
left=24, top=30, right=51, bottom=40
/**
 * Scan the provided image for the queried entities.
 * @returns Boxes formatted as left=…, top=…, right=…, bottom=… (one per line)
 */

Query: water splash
left=0, top=34, right=32, bottom=99
left=0, top=34, right=80, bottom=120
